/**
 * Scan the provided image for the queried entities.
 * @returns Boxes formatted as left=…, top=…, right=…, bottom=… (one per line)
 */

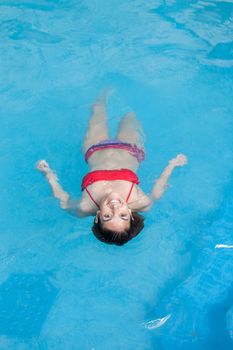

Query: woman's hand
left=37, top=159, right=51, bottom=174
left=169, top=154, right=187, bottom=167
left=36, top=160, right=58, bottom=181
left=36, top=159, right=69, bottom=206
left=152, top=154, right=187, bottom=200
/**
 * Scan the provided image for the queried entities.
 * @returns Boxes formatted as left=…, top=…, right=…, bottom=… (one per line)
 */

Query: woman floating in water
left=37, top=93, right=187, bottom=245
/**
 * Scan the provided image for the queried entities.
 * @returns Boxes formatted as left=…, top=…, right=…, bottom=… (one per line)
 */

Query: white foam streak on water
left=144, top=314, right=172, bottom=330
left=215, top=244, right=233, bottom=249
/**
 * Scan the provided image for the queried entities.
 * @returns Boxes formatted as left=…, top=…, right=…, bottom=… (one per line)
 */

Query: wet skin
left=97, top=192, right=131, bottom=232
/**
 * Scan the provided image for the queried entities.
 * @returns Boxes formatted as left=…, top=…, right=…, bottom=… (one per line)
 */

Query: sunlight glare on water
left=0, top=1, right=233, bottom=349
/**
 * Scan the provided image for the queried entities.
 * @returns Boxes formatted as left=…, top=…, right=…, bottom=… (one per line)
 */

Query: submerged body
left=37, top=93, right=187, bottom=244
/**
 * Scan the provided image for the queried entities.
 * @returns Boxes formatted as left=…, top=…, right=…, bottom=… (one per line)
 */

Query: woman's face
left=97, top=192, right=131, bottom=232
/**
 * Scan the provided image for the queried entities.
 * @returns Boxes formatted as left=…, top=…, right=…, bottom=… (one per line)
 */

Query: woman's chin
left=106, top=192, right=123, bottom=203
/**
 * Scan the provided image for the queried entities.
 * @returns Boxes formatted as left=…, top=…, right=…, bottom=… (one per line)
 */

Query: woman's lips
left=108, top=199, right=121, bottom=207
left=106, top=192, right=122, bottom=201
left=105, top=192, right=125, bottom=207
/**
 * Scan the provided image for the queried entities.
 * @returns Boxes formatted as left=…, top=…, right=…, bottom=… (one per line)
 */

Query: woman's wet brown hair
left=92, top=212, right=144, bottom=246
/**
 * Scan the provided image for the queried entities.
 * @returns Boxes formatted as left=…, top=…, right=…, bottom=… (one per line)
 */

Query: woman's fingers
left=169, top=154, right=188, bottom=167
left=36, top=159, right=51, bottom=173
left=174, top=154, right=188, bottom=166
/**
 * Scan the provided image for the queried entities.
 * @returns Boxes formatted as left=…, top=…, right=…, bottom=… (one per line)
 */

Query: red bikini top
left=81, top=169, right=139, bottom=208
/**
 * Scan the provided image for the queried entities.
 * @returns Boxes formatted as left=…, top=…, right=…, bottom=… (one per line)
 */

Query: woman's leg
left=82, top=94, right=109, bottom=153
left=116, top=112, right=145, bottom=147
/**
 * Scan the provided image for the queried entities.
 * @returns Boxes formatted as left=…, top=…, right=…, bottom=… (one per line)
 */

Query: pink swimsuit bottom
left=85, top=139, right=145, bottom=163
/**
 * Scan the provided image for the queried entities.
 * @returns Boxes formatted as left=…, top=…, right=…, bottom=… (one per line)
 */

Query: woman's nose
left=109, top=202, right=121, bottom=209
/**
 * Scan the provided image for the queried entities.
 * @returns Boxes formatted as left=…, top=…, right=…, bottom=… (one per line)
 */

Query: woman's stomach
left=87, top=149, right=139, bottom=171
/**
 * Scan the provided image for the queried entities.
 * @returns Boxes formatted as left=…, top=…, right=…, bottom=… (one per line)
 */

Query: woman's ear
left=129, top=209, right=134, bottom=221
left=95, top=210, right=100, bottom=223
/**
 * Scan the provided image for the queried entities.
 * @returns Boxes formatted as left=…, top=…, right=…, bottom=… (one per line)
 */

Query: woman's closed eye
left=120, top=213, right=130, bottom=220
left=102, top=214, right=112, bottom=221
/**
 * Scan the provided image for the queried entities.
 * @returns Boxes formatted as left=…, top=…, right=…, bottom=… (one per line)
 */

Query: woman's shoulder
left=79, top=191, right=97, bottom=215
left=129, top=186, right=152, bottom=212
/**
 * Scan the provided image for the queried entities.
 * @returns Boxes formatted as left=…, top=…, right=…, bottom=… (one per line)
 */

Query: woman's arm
left=36, top=160, right=87, bottom=217
left=129, top=154, right=187, bottom=212
left=152, top=154, right=187, bottom=200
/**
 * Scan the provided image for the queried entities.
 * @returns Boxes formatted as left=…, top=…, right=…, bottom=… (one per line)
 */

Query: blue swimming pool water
left=0, top=1, right=233, bottom=349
